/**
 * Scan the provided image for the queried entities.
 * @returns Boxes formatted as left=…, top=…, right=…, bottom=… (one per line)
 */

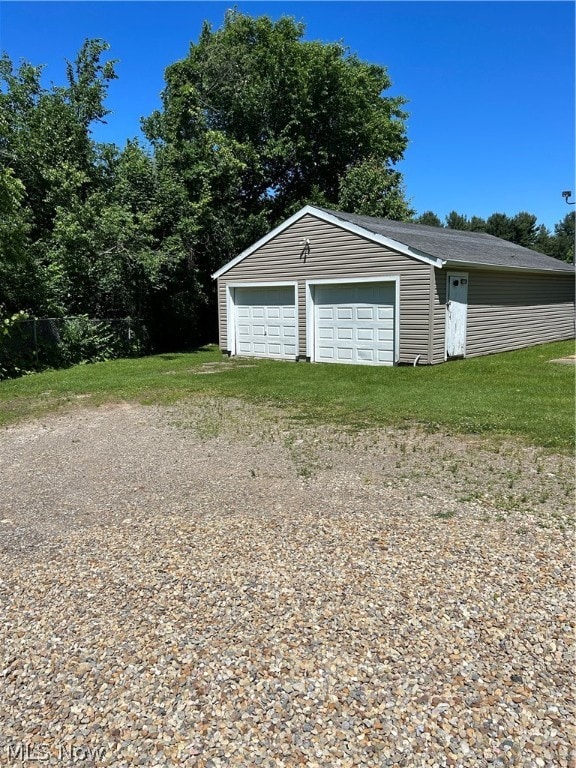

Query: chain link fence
left=1, top=316, right=150, bottom=379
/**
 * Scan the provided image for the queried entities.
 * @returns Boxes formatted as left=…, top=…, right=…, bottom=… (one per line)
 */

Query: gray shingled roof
left=319, top=207, right=575, bottom=273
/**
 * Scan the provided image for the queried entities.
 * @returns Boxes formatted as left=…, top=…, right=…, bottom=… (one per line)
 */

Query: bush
left=58, top=316, right=115, bottom=366
left=0, top=309, right=30, bottom=380
left=0, top=314, right=151, bottom=380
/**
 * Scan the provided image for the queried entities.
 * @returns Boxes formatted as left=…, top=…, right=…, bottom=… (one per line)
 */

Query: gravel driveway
left=0, top=399, right=574, bottom=767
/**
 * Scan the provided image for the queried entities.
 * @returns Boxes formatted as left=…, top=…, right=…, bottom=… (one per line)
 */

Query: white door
left=314, top=282, right=396, bottom=365
left=234, top=286, right=297, bottom=359
left=445, top=273, right=468, bottom=358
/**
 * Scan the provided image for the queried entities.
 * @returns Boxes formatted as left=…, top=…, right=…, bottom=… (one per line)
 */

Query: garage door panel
left=357, top=348, right=375, bottom=362
left=378, top=349, right=394, bottom=363
left=377, top=306, right=394, bottom=320
left=234, top=286, right=297, bottom=359
left=314, top=282, right=396, bottom=366
left=357, top=307, right=374, bottom=320
left=378, top=328, right=394, bottom=342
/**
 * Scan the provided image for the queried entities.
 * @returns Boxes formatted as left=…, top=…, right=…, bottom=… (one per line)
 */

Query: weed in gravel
left=296, top=465, right=313, bottom=480
left=458, top=491, right=483, bottom=504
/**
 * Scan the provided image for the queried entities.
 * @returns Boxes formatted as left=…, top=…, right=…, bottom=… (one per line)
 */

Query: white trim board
left=212, top=205, right=444, bottom=279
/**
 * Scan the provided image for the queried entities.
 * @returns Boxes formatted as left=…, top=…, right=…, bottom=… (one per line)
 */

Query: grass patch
left=0, top=341, right=574, bottom=451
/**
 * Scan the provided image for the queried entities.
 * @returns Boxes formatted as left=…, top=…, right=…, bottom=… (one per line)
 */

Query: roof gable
left=212, top=206, right=443, bottom=279
left=213, top=205, right=575, bottom=279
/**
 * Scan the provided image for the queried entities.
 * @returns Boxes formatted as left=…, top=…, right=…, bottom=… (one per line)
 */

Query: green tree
left=0, top=167, right=32, bottom=310
left=0, top=42, right=128, bottom=316
left=469, top=215, right=487, bottom=232
left=532, top=224, right=554, bottom=256
left=510, top=211, right=538, bottom=248
left=445, top=211, right=470, bottom=230
left=550, top=212, right=575, bottom=263
left=415, top=211, right=443, bottom=227
left=143, top=10, right=410, bottom=343
left=339, top=160, right=413, bottom=220
left=65, top=39, right=118, bottom=129
left=485, top=212, right=514, bottom=241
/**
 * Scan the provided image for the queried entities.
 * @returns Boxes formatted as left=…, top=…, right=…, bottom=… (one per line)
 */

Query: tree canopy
left=144, top=11, right=410, bottom=217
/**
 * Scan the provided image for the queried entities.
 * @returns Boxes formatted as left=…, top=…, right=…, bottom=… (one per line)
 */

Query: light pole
left=562, top=190, right=575, bottom=205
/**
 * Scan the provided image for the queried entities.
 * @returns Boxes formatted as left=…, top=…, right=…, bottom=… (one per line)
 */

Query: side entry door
left=445, top=273, right=468, bottom=358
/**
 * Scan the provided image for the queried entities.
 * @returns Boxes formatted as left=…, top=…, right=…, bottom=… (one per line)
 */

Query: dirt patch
left=550, top=354, right=576, bottom=364
left=162, top=362, right=258, bottom=375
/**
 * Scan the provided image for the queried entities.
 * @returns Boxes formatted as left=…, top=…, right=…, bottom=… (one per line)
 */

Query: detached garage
left=213, top=206, right=575, bottom=366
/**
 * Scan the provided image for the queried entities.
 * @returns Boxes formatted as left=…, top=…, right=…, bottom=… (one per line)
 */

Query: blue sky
left=0, top=1, right=574, bottom=229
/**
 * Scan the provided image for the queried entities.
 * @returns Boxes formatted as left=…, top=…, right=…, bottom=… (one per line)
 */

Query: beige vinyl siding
left=431, top=268, right=575, bottom=362
left=218, top=214, right=433, bottom=363
left=466, top=271, right=575, bottom=356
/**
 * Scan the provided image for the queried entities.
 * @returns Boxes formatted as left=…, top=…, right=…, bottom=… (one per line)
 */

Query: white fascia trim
left=212, top=207, right=316, bottom=279
left=305, top=275, right=400, bottom=364
left=212, top=205, right=444, bottom=279
left=225, top=281, right=299, bottom=358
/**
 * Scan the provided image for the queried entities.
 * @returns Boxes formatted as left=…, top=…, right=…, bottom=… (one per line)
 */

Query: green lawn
left=0, top=340, right=574, bottom=451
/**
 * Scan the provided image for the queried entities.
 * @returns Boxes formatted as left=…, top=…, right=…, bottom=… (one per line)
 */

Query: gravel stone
left=0, top=398, right=574, bottom=767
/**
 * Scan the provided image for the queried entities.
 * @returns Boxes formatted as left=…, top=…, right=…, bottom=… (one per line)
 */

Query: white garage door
left=314, top=282, right=396, bottom=365
left=235, top=286, right=297, bottom=359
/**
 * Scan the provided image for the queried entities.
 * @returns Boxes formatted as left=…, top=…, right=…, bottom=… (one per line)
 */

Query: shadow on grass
left=156, top=345, right=219, bottom=361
